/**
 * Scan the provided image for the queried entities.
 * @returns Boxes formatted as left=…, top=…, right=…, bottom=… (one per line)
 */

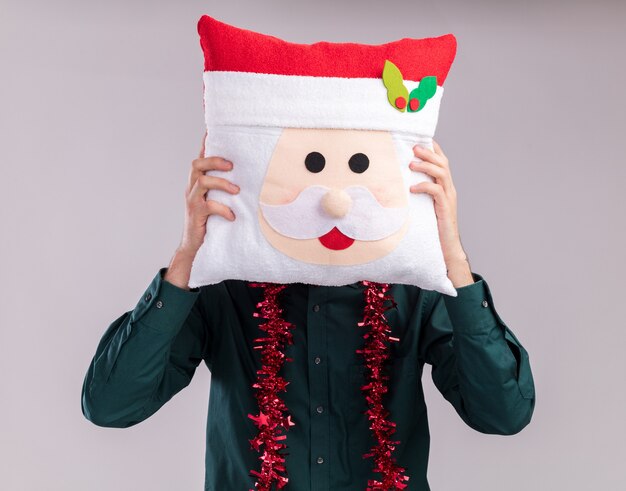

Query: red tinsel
left=357, top=280, right=410, bottom=490
left=248, top=280, right=410, bottom=490
left=247, top=282, right=296, bottom=491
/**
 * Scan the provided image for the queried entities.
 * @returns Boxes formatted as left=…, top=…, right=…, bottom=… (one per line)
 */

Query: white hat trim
left=202, top=70, right=444, bottom=137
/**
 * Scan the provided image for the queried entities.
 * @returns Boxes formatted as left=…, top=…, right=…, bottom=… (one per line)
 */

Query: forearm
left=423, top=273, right=536, bottom=435
left=445, top=321, right=535, bottom=434
left=81, top=268, right=202, bottom=428
left=445, top=256, right=474, bottom=288
left=81, top=312, right=176, bottom=427
left=163, top=247, right=197, bottom=291
left=441, top=277, right=535, bottom=434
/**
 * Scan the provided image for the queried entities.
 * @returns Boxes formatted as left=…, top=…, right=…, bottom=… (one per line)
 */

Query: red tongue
left=318, top=226, right=355, bottom=250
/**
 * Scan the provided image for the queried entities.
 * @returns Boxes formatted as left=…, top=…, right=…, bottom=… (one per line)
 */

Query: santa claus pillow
left=191, top=15, right=458, bottom=296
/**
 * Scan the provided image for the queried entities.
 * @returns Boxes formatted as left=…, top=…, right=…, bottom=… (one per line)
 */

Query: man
left=81, top=135, right=536, bottom=490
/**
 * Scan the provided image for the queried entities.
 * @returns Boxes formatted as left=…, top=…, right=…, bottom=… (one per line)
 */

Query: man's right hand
left=180, top=130, right=239, bottom=256
left=165, top=131, right=239, bottom=290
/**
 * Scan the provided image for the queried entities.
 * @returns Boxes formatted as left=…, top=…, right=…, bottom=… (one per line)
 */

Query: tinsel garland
left=247, top=280, right=409, bottom=490
left=247, top=282, right=296, bottom=491
left=357, top=280, right=410, bottom=490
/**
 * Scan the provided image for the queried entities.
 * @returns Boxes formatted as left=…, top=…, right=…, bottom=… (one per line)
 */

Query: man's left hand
left=408, top=140, right=474, bottom=288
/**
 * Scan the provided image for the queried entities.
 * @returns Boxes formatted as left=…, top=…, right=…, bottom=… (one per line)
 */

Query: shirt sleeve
left=81, top=267, right=211, bottom=428
left=417, top=271, right=536, bottom=435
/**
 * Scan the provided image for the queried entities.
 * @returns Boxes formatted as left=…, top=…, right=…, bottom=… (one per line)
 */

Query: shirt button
left=316, top=405, right=324, bottom=414
left=145, top=292, right=152, bottom=302
left=312, top=304, right=320, bottom=312
left=317, top=456, right=324, bottom=464
left=314, top=356, right=321, bottom=365
left=481, top=300, right=489, bottom=308
left=156, top=300, right=163, bottom=309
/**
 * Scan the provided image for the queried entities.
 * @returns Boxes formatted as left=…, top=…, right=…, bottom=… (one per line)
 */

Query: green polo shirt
left=81, top=267, right=535, bottom=490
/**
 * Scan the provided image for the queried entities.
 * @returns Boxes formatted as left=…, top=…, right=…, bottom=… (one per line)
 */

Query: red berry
left=395, top=96, right=407, bottom=109
left=409, top=98, right=420, bottom=111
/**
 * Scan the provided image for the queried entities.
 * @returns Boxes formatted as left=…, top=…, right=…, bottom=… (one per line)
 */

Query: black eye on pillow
left=305, top=152, right=326, bottom=173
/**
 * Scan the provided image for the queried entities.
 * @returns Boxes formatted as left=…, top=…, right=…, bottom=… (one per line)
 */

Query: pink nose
left=321, top=189, right=352, bottom=218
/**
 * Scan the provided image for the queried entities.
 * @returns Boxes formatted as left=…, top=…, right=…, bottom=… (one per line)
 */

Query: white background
left=1, top=0, right=624, bottom=489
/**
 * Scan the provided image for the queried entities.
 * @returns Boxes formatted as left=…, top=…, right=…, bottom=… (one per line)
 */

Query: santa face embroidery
left=258, top=127, right=410, bottom=265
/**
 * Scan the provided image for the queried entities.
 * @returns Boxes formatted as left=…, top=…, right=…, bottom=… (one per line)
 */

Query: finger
left=409, top=160, right=455, bottom=193
left=187, top=178, right=236, bottom=221
left=187, top=156, right=232, bottom=193
left=409, top=181, right=445, bottom=200
left=409, top=160, right=446, bottom=180
left=199, top=130, right=207, bottom=158
left=432, top=139, right=447, bottom=160
left=189, top=174, right=239, bottom=203
left=409, top=160, right=452, bottom=193
left=192, top=156, right=232, bottom=172
left=205, top=199, right=236, bottom=221
left=413, top=143, right=446, bottom=168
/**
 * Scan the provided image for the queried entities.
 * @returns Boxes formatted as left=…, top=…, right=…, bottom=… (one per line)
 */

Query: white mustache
left=259, top=185, right=408, bottom=241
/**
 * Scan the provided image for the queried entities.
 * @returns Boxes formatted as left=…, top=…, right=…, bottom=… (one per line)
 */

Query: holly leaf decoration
left=382, top=60, right=438, bottom=113
left=382, top=60, right=409, bottom=112
left=407, top=76, right=437, bottom=113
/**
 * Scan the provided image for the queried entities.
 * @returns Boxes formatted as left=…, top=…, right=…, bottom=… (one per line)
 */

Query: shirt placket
left=307, top=285, right=330, bottom=491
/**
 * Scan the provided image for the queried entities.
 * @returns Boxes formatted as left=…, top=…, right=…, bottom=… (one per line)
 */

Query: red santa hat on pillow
left=198, top=15, right=456, bottom=137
